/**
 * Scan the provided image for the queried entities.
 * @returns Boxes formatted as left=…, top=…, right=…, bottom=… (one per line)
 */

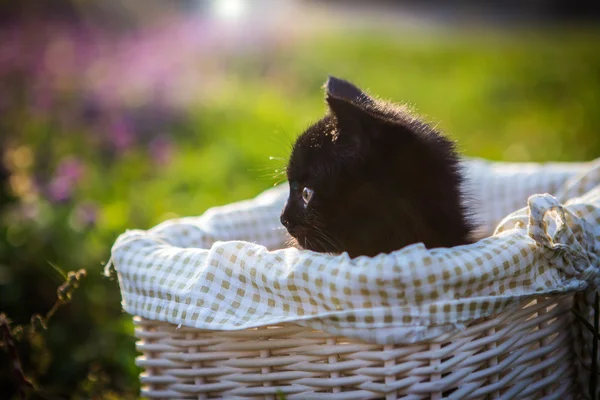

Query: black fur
left=280, top=76, right=474, bottom=258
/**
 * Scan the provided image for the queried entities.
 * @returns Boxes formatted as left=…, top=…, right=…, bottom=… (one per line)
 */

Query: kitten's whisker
left=312, top=225, right=343, bottom=253
left=306, top=237, right=318, bottom=252
left=284, top=235, right=299, bottom=249
left=251, top=167, right=286, bottom=177
left=313, top=236, right=328, bottom=253
left=247, top=165, right=283, bottom=172
left=314, top=225, right=338, bottom=245
left=314, top=236, right=336, bottom=255
left=256, top=171, right=286, bottom=181
left=267, top=127, right=295, bottom=157
left=249, top=150, right=289, bottom=184
left=321, top=232, right=342, bottom=253
left=322, top=236, right=342, bottom=253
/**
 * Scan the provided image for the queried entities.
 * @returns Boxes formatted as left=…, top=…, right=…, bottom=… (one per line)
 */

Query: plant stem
left=44, top=299, right=62, bottom=322
left=0, top=314, right=34, bottom=398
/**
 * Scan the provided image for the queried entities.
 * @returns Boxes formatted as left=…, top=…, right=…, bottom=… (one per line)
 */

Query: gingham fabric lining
left=111, top=158, right=600, bottom=344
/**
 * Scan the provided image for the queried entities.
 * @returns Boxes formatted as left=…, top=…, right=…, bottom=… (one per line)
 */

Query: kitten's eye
left=302, top=187, right=314, bottom=206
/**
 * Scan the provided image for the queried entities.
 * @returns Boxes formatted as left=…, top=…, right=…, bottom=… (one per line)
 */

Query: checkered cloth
left=111, top=158, right=600, bottom=344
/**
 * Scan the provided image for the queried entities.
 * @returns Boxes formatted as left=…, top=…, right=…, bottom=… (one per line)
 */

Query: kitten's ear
left=324, top=76, right=376, bottom=150
left=325, top=76, right=374, bottom=111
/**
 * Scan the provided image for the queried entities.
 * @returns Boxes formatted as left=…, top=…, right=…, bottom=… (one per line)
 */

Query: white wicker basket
left=112, top=158, right=600, bottom=399
left=134, top=295, right=577, bottom=399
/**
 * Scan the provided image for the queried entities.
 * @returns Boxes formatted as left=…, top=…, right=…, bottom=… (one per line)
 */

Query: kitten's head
left=281, top=76, right=473, bottom=257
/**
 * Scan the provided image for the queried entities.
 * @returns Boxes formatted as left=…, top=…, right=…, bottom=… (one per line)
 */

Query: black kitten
left=280, top=76, right=474, bottom=258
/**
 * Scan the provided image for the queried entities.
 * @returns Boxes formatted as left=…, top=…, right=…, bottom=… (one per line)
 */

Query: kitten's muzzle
left=280, top=214, right=291, bottom=228
left=280, top=213, right=301, bottom=237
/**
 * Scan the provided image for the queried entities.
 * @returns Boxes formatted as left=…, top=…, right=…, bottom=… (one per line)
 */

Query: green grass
left=111, top=29, right=600, bottom=228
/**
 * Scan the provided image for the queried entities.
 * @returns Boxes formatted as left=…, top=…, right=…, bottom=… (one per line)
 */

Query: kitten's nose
left=280, top=214, right=291, bottom=228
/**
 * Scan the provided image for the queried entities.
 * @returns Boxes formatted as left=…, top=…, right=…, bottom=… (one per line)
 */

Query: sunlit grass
left=114, top=29, right=600, bottom=228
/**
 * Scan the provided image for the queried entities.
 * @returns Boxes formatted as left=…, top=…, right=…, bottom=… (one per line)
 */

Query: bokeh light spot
left=212, top=0, right=246, bottom=21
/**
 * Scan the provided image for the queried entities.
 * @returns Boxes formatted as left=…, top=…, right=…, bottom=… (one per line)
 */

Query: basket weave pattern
left=135, top=295, right=578, bottom=399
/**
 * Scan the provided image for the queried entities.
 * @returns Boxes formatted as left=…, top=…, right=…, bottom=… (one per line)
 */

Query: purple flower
left=47, top=157, right=86, bottom=203
left=56, top=157, right=85, bottom=183
left=48, top=175, right=74, bottom=203
left=109, top=118, right=135, bottom=152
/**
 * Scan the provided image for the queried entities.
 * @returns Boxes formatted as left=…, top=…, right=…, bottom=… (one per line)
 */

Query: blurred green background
left=1, top=0, right=599, bottom=398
